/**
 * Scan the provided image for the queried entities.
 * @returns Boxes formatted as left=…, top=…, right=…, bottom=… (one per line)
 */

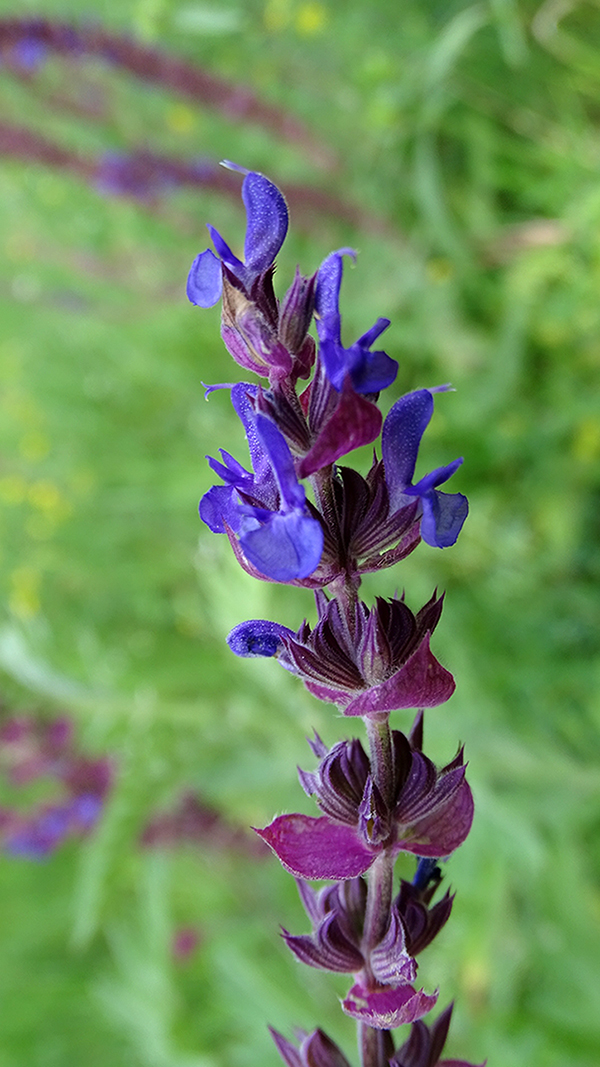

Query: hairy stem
left=358, top=716, right=396, bottom=1067
left=365, top=715, right=395, bottom=808
left=359, top=1023, right=393, bottom=1067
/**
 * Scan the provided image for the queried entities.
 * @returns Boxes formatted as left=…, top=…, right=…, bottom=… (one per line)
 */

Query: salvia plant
left=187, top=162, right=483, bottom=1067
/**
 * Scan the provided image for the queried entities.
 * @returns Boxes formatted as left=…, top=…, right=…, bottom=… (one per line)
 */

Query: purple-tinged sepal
left=343, top=634, right=455, bottom=719
left=284, top=877, right=417, bottom=986
left=382, top=390, right=468, bottom=548
left=220, top=270, right=293, bottom=382
left=342, top=981, right=438, bottom=1030
left=270, top=1027, right=353, bottom=1067
left=370, top=904, right=417, bottom=985
left=299, top=374, right=383, bottom=478
left=255, top=814, right=375, bottom=880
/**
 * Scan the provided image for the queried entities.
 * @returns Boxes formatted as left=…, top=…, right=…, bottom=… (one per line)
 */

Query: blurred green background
left=1, top=0, right=599, bottom=1064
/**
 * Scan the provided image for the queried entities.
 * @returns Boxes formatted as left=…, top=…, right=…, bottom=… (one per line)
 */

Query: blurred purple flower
left=0, top=713, right=112, bottom=859
left=141, top=790, right=268, bottom=860
left=172, top=926, right=201, bottom=961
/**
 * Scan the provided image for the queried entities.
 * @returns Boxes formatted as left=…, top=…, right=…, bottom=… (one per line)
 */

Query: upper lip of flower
left=314, top=250, right=399, bottom=394
left=186, top=166, right=289, bottom=308
left=381, top=389, right=468, bottom=548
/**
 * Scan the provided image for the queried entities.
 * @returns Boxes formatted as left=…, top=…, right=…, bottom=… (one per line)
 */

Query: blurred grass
left=0, top=0, right=599, bottom=1064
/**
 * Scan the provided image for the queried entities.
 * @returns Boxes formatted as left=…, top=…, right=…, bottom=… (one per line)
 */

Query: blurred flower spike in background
left=0, top=714, right=112, bottom=859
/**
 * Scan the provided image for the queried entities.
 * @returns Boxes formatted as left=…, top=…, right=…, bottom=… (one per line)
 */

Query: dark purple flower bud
left=382, top=390, right=468, bottom=548
left=270, top=1027, right=353, bottom=1067
left=227, top=618, right=295, bottom=657
left=284, top=878, right=417, bottom=993
left=297, top=738, right=371, bottom=825
left=395, top=877, right=454, bottom=957
left=390, top=1002, right=487, bottom=1067
left=276, top=592, right=454, bottom=717
left=328, top=460, right=421, bottom=575
left=278, top=267, right=317, bottom=361
left=413, top=856, right=441, bottom=892
left=358, top=775, right=391, bottom=846
left=315, top=250, right=398, bottom=394
left=282, top=909, right=365, bottom=973
left=200, top=384, right=323, bottom=582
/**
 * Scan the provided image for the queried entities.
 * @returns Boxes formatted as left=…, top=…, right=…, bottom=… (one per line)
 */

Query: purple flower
left=186, top=166, right=315, bottom=384
left=315, top=250, right=398, bottom=394
left=390, top=1002, right=487, bottom=1067
left=200, top=383, right=323, bottom=582
left=187, top=165, right=288, bottom=307
left=0, top=714, right=112, bottom=859
left=228, top=592, right=454, bottom=717
left=255, top=731, right=473, bottom=881
left=2, top=794, right=104, bottom=859
left=382, top=390, right=468, bottom=549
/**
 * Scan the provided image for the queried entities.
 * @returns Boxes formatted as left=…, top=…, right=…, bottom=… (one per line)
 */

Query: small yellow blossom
left=166, top=104, right=196, bottom=135
left=296, top=1, right=327, bottom=35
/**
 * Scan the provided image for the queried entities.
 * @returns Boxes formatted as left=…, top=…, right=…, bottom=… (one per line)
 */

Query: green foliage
left=0, top=0, right=599, bottom=1064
